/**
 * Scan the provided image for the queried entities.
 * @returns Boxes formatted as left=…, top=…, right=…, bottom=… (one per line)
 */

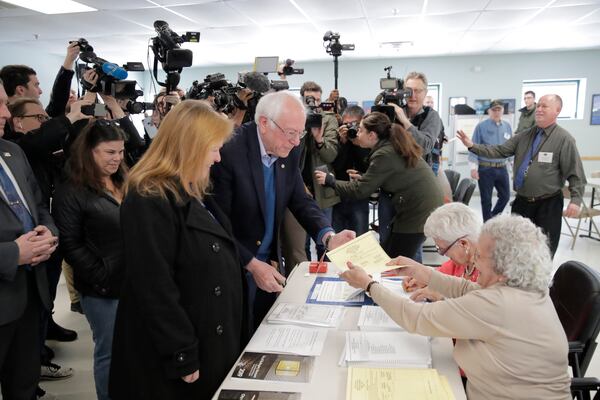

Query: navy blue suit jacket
left=211, top=121, right=329, bottom=268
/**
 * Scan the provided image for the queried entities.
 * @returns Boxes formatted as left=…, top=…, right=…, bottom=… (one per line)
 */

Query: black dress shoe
left=46, top=318, right=78, bottom=342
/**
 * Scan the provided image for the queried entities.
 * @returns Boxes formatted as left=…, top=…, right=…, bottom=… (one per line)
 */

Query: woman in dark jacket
left=54, top=119, right=128, bottom=400
left=109, top=100, right=244, bottom=400
left=315, top=111, right=444, bottom=258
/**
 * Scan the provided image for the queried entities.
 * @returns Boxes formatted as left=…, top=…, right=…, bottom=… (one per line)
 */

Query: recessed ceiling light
left=380, top=41, right=414, bottom=49
left=2, top=0, right=96, bottom=14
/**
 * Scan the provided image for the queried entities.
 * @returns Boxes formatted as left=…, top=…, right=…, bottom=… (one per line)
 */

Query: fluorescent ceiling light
left=2, top=0, right=96, bottom=14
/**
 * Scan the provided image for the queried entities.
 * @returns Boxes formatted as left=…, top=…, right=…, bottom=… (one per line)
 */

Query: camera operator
left=64, top=70, right=145, bottom=166
left=331, top=105, right=371, bottom=235
left=389, top=71, right=444, bottom=170
left=298, top=81, right=339, bottom=259
left=1, top=42, right=80, bottom=119
left=143, top=90, right=182, bottom=147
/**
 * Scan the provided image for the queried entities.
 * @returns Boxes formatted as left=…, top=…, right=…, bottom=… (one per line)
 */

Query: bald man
left=457, top=94, right=586, bottom=257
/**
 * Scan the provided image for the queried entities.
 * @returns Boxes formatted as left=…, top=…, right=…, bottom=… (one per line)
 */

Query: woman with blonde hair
left=109, top=100, right=244, bottom=400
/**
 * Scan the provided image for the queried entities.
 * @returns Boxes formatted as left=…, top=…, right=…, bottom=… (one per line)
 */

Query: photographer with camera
left=298, top=81, right=340, bottom=260
left=389, top=71, right=444, bottom=170
left=330, top=105, right=371, bottom=235
left=315, top=112, right=443, bottom=258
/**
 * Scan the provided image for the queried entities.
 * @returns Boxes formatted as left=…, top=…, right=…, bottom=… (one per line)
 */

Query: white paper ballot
left=357, top=306, right=404, bottom=331
left=344, top=331, right=432, bottom=368
left=247, top=325, right=328, bottom=356
left=267, top=303, right=345, bottom=328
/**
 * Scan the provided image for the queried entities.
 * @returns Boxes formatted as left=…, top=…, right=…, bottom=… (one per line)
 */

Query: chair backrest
left=550, top=261, right=600, bottom=376
left=444, top=169, right=461, bottom=194
left=453, top=178, right=476, bottom=205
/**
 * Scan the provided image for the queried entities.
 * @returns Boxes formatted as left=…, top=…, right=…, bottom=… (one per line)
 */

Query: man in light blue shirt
left=468, top=99, right=512, bottom=221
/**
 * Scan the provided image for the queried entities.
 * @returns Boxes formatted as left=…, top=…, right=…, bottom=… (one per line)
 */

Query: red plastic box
left=309, top=262, right=328, bottom=273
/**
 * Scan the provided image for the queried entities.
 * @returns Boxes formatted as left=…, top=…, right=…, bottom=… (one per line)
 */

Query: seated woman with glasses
left=340, top=214, right=571, bottom=400
left=53, top=119, right=129, bottom=400
left=314, top=111, right=443, bottom=258
left=404, top=202, right=482, bottom=302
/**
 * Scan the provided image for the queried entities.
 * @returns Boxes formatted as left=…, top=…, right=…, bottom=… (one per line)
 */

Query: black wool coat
left=109, top=189, right=244, bottom=400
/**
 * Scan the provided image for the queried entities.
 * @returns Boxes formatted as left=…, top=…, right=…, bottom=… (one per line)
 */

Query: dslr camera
left=344, top=121, right=359, bottom=139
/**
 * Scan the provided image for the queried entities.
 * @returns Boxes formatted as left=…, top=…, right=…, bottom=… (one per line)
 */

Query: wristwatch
left=324, top=233, right=335, bottom=251
left=365, top=280, right=379, bottom=298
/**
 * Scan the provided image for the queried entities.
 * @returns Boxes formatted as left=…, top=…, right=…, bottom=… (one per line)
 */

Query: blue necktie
left=514, top=128, right=544, bottom=190
left=0, top=163, right=35, bottom=234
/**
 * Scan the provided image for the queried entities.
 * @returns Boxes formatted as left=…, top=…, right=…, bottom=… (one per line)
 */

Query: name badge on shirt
left=538, top=152, right=553, bottom=163
left=503, top=132, right=511, bottom=140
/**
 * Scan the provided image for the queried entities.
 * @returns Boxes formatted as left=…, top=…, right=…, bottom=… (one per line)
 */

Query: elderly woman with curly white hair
left=341, top=214, right=570, bottom=400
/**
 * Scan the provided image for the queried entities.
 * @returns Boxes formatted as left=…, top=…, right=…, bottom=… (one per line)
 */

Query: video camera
left=150, top=20, right=199, bottom=94
left=305, top=95, right=323, bottom=130
left=186, top=73, right=241, bottom=114
left=372, top=66, right=413, bottom=122
left=281, top=59, right=304, bottom=76
left=76, top=39, right=139, bottom=99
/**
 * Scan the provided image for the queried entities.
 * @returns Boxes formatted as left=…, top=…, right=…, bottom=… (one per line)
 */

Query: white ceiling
left=0, top=0, right=599, bottom=68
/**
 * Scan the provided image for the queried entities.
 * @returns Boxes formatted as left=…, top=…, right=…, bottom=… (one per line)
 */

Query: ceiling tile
left=227, top=0, right=306, bottom=26
left=168, top=2, right=250, bottom=27
left=76, top=0, right=154, bottom=10
left=486, top=0, right=550, bottom=10
left=426, top=0, right=486, bottom=15
left=292, top=0, right=364, bottom=21
left=535, top=4, right=600, bottom=24
left=360, top=0, right=424, bottom=18
left=469, top=9, right=539, bottom=29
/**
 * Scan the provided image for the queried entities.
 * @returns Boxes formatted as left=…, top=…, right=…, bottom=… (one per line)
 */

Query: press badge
left=503, top=132, right=511, bottom=140
left=538, top=152, right=553, bottom=163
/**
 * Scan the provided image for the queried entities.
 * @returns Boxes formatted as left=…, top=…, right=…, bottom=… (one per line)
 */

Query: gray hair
left=424, top=203, right=482, bottom=243
left=481, top=214, right=552, bottom=294
left=405, top=71, right=428, bottom=88
left=254, top=91, right=305, bottom=125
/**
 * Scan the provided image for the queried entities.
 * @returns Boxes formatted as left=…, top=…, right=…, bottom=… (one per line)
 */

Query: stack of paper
left=306, top=277, right=373, bottom=306
left=246, top=324, right=328, bottom=356
left=357, top=306, right=404, bottom=331
left=346, top=367, right=455, bottom=400
left=342, top=331, right=432, bottom=368
left=267, top=303, right=345, bottom=328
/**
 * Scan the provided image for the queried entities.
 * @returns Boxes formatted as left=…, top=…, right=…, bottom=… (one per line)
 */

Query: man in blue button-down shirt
left=469, top=100, right=512, bottom=221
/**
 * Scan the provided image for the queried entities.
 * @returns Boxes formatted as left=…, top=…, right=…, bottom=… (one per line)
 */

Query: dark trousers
left=245, top=271, right=276, bottom=333
left=332, top=199, right=370, bottom=236
left=385, top=232, right=426, bottom=259
left=0, top=273, right=42, bottom=400
left=478, top=166, right=510, bottom=222
left=305, top=207, right=333, bottom=261
left=512, top=192, right=563, bottom=258
left=377, top=192, right=394, bottom=246
left=40, top=249, right=63, bottom=364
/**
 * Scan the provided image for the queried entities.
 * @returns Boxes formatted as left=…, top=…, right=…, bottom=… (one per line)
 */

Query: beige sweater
left=371, top=270, right=571, bottom=400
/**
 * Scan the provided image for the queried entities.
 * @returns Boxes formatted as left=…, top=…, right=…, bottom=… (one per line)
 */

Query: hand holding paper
left=326, top=232, right=393, bottom=274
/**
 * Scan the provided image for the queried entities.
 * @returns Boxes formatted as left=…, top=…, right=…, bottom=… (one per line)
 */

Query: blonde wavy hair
left=125, top=100, right=233, bottom=203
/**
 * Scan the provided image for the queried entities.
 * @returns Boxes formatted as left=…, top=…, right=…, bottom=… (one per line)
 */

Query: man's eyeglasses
left=20, top=114, right=49, bottom=123
left=436, top=235, right=467, bottom=256
left=269, top=118, right=306, bottom=140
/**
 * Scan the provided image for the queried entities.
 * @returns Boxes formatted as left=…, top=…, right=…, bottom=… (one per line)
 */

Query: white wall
left=178, top=49, right=600, bottom=177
